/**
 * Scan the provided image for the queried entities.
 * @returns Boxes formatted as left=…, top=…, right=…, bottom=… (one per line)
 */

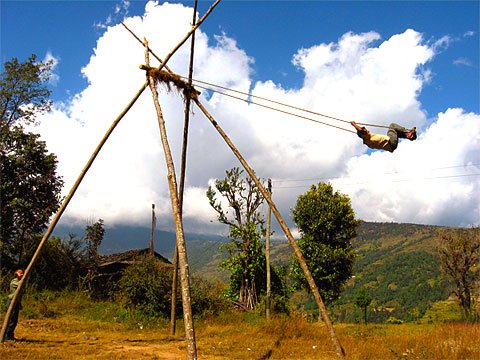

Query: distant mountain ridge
left=53, top=224, right=226, bottom=262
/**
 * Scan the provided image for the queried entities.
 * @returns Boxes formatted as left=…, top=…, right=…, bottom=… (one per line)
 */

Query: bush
left=190, top=276, right=229, bottom=317
left=117, top=255, right=232, bottom=320
left=117, top=255, right=173, bottom=317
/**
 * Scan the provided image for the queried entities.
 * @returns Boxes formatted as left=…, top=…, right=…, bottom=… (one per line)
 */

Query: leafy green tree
left=0, top=127, right=63, bottom=268
left=354, top=287, right=372, bottom=324
left=85, top=219, right=105, bottom=269
left=30, top=234, right=89, bottom=290
left=437, top=227, right=480, bottom=320
left=290, top=182, right=358, bottom=304
left=207, top=167, right=266, bottom=310
left=0, top=54, right=61, bottom=270
left=83, top=219, right=106, bottom=296
left=1, top=54, right=52, bottom=128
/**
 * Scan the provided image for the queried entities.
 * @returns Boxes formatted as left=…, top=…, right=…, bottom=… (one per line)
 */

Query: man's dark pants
left=5, top=298, right=20, bottom=340
left=387, top=123, right=408, bottom=151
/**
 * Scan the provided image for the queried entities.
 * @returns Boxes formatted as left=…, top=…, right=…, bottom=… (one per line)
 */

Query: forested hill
left=186, top=222, right=446, bottom=274
left=183, top=221, right=453, bottom=322
left=335, top=221, right=450, bottom=322
left=352, top=221, right=441, bottom=254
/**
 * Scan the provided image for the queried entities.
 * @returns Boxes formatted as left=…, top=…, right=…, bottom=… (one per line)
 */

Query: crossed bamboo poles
left=1, top=1, right=346, bottom=358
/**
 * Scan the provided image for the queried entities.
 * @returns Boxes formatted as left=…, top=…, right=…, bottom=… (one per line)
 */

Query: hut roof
left=99, top=248, right=171, bottom=269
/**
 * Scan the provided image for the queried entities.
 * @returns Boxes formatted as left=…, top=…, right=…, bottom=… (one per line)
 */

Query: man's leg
left=5, top=301, right=19, bottom=340
left=387, top=123, right=408, bottom=150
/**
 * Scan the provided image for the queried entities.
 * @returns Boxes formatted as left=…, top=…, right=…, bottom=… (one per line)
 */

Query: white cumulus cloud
left=31, top=1, right=479, bottom=235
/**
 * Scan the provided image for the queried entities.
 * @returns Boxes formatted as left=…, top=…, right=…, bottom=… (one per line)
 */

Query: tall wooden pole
left=0, top=82, right=147, bottom=342
left=171, top=0, right=199, bottom=336
left=265, top=178, right=272, bottom=320
left=145, top=42, right=197, bottom=359
left=119, top=1, right=220, bottom=343
left=193, top=98, right=345, bottom=358
left=150, top=204, right=155, bottom=255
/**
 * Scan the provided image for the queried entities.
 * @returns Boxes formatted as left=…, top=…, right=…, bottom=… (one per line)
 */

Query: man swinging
left=351, top=121, right=417, bottom=152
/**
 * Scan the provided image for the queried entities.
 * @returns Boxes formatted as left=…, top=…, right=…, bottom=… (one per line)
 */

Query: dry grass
left=0, top=315, right=185, bottom=359
left=1, top=313, right=479, bottom=359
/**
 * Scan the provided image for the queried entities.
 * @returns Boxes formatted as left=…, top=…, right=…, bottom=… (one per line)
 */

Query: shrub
left=117, top=255, right=232, bottom=320
left=190, top=276, right=229, bottom=317
left=117, top=255, right=173, bottom=317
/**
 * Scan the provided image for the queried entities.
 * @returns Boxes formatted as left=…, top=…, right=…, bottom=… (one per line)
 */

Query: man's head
left=14, top=269, right=24, bottom=280
left=406, top=127, right=417, bottom=141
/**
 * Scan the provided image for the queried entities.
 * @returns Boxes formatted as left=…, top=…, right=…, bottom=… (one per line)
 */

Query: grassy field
left=1, top=313, right=479, bottom=359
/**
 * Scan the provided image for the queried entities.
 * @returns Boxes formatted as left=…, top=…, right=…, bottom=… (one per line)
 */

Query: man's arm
left=351, top=121, right=368, bottom=137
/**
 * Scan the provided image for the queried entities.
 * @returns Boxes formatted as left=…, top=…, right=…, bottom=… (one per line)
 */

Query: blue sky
left=2, top=1, right=478, bottom=114
left=1, top=1, right=479, bottom=231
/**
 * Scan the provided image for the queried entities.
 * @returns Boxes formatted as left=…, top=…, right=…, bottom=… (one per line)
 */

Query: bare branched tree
left=437, top=226, right=480, bottom=319
left=207, top=167, right=266, bottom=309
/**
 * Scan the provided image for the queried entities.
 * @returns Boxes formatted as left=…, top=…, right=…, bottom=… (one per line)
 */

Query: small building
left=92, top=248, right=172, bottom=298
left=99, top=248, right=171, bottom=275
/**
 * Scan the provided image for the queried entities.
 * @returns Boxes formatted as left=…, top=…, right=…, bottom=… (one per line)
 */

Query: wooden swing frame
left=1, top=1, right=346, bottom=358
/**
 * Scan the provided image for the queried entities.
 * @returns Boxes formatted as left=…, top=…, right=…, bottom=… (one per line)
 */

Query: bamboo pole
left=145, top=42, right=197, bottom=360
left=171, top=0, right=199, bottom=336
left=0, top=83, right=148, bottom=342
left=193, top=98, right=346, bottom=358
left=265, top=178, right=272, bottom=320
left=121, top=0, right=220, bottom=75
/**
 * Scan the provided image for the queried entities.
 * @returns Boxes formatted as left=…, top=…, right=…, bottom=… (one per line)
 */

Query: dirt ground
left=1, top=315, right=479, bottom=359
left=0, top=317, right=186, bottom=359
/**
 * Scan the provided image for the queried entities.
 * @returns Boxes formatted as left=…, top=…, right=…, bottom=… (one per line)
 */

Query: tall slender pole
left=145, top=42, right=197, bottom=360
left=265, top=178, right=272, bottom=320
left=120, top=1, right=220, bottom=341
left=150, top=204, right=155, bottom=255
left=171, top=0, right=198, bottom=336
left=0, top=83, right=147, bottom=342
left=193, top=98, right=345, bottom=358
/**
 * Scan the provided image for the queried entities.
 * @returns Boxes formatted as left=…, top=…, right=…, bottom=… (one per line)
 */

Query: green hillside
left=187, top=222, right=454, bottom=322
left=335, top=222, right=450, bottom=322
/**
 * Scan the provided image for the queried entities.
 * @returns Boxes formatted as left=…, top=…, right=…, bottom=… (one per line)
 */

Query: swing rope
left=180, top=75, right=391, bottom=130
left=192, top=83, right=357, bottom=134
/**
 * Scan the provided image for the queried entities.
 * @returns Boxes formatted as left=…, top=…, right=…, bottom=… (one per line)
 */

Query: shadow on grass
left=5, top=338, right=65, bottom=344
left=258, top=336, right=283, bottom=360
left=124, top=337, right=179, bottom=343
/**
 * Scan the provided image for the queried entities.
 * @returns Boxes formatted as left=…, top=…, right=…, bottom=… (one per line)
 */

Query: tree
left=29, top=234, right=89, bottom=291
left=0, top=54, right=52, bottom=128
left=0, top=127, right=63, bottom=268
left=0, top=54, right=60, bottom=270
left=354, top=287, right=372, bottom=324
left=207, top=167, right=266, bottom=310
left=290, top=182, right=358, bottom=304
left=437, top=227, right=480, bottom=320
left=83, top=219, right=107, bottom=298
left=85, top=219, right=105, bottom=269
